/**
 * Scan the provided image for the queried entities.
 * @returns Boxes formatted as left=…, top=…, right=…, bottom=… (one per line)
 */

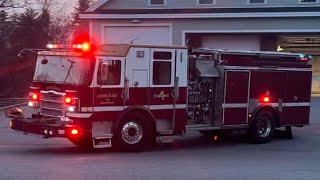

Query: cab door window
left=97, top=60, right=121, bottom=85
left=152, top=51, right=172, bottom=85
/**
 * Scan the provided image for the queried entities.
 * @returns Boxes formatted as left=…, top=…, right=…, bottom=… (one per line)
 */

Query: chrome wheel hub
left=121, top=121, right=143, bottom=145
left=258, top=117, right=272, bottom=138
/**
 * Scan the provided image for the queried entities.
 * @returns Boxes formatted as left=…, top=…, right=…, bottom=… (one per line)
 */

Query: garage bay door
left=201, top=35, right=261, bottom=51
left=103, top=26, right=170, bottom=45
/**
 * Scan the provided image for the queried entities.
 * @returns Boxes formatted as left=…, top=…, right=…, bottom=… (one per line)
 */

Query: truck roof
left=192, top=48, right=311, bottom=68
left=96, top=44, right=188, bottom=56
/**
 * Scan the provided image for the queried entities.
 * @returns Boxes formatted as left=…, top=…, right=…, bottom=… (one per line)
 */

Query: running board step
left=158, top=130, right=174, bottom=143
left=92, top=134, right=112, bottom=148
left=158, top=135, right=174, bottom=143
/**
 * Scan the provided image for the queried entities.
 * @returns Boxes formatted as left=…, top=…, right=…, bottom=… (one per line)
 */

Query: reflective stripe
left=149, top=104, right=187, bottom=110
left=66, top=112, right=92, bottom=118
left=283, top=102, right=311, bottom=107
left=222, top=103, right=248, bottom=108
left=258, top=102, right=311, bottom=107
left=224, top=102, right=311, bottom=108
left=81, top=104, right=187, bottom=112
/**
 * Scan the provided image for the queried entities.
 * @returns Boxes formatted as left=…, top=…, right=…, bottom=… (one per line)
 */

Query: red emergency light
left=260, top=96, right=270, bottom=103
left=67, top=127, right=82, bottom=138
left=71, top=128, right=79, bottom=135
left=29, top=92, right=40, bottom=101
left=46, top=42, right=92, bottom=52
left=65, top=97, right=72, bottom=104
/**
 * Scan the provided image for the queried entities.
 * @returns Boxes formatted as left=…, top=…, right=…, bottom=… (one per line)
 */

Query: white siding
left=101, top=0, right=320, bottom=9
left=102, top=25, right=171, bottom=45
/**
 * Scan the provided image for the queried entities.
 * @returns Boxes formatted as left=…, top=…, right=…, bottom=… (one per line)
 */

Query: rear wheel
left=249, top=110, right=275, bottom=144
left=114, top=112, right=154, bottom=151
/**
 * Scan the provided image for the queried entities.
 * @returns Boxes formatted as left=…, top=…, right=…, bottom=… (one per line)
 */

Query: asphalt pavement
left=0, top=98, right=319, bottom=180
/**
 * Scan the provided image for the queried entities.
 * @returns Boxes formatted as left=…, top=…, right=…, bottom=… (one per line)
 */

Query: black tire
left=68, top=136, right=93, bottom=149
left=249, top=110, right=275, bottom=144
left=114, top=112, right=154, bottom=152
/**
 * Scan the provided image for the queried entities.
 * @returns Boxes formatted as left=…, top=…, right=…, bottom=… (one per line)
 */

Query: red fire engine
left=7, top=42, right=312, bottom=151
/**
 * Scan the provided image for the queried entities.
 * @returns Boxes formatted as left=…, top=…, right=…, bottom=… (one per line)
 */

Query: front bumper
left=10, top=117, right=72, bottom=138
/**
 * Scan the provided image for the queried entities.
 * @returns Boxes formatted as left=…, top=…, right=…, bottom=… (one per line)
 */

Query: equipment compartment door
left=223, top=70, right=250, bottom=126
left=125, top=48, right=150, bottom=106
left=284, top=71, right=312, bottom=125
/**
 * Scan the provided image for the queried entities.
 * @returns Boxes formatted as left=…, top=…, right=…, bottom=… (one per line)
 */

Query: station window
left=149, top=0, right=165, bottom=6
left=247, top=0, right=267, bottom=4
left=299, top=0, right=319, bottom=3
left=153, top=51, right=172, bottom=60
left=198, top=0, right=215, bottom=5
left=153, top=61, right=171, bottom=85
left=97, top=60, right=121, bottom=85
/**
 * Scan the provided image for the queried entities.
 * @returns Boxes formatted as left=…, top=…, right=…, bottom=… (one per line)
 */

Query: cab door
left=149, top=49, right=176, bottom=130
left=94, top=57, right=125, bottom=110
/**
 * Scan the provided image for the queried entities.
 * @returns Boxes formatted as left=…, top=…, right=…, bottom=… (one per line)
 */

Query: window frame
left=153, top=51, right=173, bottom=60
left=148, top=0, right=166, bottom=6
left=96, top=58, right=124, bottom=87
left=197, top=0, right=216, bottom=5
left=152, top=61, right=172, bottom=86
left=247, top=0, right=267, bottom=5
left=299, top=0, right=319, bottom=4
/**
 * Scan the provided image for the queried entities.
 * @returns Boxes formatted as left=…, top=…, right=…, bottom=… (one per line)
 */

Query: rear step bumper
left=10, top=117, right=72, bottom=138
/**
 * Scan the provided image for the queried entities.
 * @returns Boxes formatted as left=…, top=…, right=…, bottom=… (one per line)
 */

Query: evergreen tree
left=0, top=10, right=9, bottom=51
left=72, top=0, right=93, bottom=42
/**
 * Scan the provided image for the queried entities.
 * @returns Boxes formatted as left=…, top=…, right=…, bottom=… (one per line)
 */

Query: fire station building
left=80, top=0, right=320, bottom=93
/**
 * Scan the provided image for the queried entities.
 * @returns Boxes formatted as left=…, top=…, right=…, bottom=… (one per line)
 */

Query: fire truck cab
left=8, top=43, right=312, bottom=151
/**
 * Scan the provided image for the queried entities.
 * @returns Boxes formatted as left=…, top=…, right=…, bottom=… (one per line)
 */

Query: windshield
left=33, top=55, right=94, bottom=85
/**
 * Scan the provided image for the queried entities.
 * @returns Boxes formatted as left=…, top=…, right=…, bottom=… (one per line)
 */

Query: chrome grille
left=40, top=92, right=64, bottom=117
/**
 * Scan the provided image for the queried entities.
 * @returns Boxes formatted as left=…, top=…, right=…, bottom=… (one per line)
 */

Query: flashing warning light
left=65, top=97, right=72, bottom=104
left=261, top=96, right=270, bottom=103
left=47, top=42, right=92, bottom=52
left=32, top=93, right=38, bottom=100
left=71, top=128, right=79, bottom=135
left=30, top=92, right=39, bottom=101
left=73, top=42, right=91, bottom=52
left=263, top=96, right=270, bottom=103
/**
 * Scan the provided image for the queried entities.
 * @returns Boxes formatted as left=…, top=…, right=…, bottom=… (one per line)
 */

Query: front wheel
left=114, top=112, right=154, bottom=151
left=249, top=110, right=275, bottom=144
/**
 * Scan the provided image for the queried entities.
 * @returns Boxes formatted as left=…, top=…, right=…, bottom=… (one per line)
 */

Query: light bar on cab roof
left=37, top=51, right=82, bottom=56
left=46, top=42, right=91, bottom=52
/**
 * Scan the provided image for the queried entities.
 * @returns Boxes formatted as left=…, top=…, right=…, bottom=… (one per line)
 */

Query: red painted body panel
left=223, top=71, right=249, bottom=125
left=225, top=71, right=249, bottom=103
left=283, top=106, right=310, bottom=125
left=249, top=71, right=287, bottom=102
left=285, top=71, right=312, bottom=103
left=93, top=88, right=123, bottom=107
left=223, top=108, right=248, bottom=125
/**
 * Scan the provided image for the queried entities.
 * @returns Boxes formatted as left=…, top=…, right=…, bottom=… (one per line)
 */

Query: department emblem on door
left=154, top=91, right=169, bottom=101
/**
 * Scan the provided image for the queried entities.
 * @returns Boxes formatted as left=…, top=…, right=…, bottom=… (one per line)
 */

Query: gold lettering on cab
left=97, top=93, right=118, bottom=98
left=97, top=93, right=118, bottom=105
left=154, top=91, right=169, bottom=101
